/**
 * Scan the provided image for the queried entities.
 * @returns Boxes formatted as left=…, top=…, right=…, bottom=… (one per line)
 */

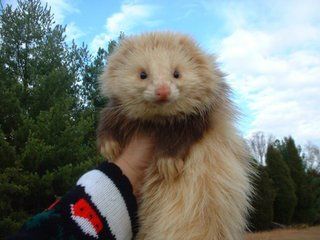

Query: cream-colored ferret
left=97, top=32, right=252, bottom=240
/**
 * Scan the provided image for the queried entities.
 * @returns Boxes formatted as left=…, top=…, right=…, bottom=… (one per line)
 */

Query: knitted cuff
left=74, top=162, right=138, bottom=240
left=96, top=162, right=138, bottom=237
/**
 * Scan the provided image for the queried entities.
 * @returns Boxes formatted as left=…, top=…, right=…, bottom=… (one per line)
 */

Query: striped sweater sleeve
left=8, top=162, right=138, bottom=240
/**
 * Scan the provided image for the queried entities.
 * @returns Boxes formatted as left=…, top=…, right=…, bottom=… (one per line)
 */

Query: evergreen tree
left=0, top=0, right=123, bottom=237
left=266, top=144, right=297, bottom=224
left=249, top=163, right=276, bottom=231
left=307, top=169, right=320, bottom=224
left=82, top=47, right=108, bottom=111
left=277, top=137, right=316, bottom=223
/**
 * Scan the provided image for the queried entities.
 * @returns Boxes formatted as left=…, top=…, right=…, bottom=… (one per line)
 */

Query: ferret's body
left=98, top=32, right=252, bottom=240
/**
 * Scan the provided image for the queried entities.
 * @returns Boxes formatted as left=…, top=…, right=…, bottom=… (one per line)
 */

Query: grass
left=245, top=225, right=320, bottom=240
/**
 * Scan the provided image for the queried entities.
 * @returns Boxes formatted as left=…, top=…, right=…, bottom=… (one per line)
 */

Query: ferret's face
left=101, top=32, right=223, bottom=120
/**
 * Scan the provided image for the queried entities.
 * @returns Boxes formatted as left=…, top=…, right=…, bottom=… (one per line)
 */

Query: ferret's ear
left=106, top=44, right=120, bottom=60
left=107, top=33, right=126, bottom=56
left=177, top=35, right=208, bottom=66
left=207, top=54, right=226, bottom=78
left=178, top=35, right=195, bottom=48
left=106, top=37, right=134, bottom=65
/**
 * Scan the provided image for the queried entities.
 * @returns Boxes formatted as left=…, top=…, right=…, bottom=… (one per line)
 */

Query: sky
left=3, top=0, right=320, bottom=146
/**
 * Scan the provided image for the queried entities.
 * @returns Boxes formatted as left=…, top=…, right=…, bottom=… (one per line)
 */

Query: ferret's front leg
left=136, top=157, right=186, bottom=240
left=97, top=106, right=122, bottom=161
left=97, top=135, right=121, bottom=161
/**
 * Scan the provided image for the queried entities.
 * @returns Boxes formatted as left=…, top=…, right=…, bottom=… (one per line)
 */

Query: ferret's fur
left=98, top=32, right=252, bottom=240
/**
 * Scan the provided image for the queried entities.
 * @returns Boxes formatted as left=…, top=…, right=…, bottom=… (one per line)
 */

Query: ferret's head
left=100, top=32, right=225, bottom=120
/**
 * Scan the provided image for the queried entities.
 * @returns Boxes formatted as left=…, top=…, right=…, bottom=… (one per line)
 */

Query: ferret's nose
left=155, top=84, right=171, bottom=102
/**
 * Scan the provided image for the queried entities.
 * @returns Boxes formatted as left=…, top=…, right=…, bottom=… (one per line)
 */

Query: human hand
left=115, top=134, right=154, bottom=196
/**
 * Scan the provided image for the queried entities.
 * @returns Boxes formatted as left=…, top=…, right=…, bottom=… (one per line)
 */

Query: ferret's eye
left=140, top=71, right=147, bottom=80
left=173, top=70, right=180, bottom=79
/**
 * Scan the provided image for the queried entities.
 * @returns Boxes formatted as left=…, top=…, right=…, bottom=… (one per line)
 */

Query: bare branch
left=303, top=142, right=320, bottom=171
left=248, top=131, right=268, bottom=165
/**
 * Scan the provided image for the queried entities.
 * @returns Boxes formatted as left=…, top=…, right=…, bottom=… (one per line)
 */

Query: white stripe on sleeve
left=77, top=170, right=132, bottom=240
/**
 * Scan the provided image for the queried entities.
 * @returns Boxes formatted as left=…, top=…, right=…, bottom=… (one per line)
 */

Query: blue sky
left=4, top=0, right=320, bottom=146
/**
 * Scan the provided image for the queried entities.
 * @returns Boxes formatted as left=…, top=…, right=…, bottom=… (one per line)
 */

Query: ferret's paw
left=100, top=140, right=121, bottom=161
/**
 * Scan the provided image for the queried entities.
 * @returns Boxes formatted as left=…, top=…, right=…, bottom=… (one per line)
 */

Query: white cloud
left=214, top=1, right=320, bottom=145
left=65, top=21, right=84, bottom=42
left=91, top=3, right=159, bottom=53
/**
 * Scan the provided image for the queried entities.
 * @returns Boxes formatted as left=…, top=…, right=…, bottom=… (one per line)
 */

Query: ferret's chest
left=106, top=110, right=211, bottom=159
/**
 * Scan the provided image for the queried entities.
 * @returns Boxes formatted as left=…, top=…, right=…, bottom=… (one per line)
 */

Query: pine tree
left=307, top=169, right=320, bottom=224
left=249, top=163, right=276, bottom=231
left=266, top=144, right=297, bottom=224
left=0, top=0, right=120, bottom=236
left=82, top=47, right=108, bottom=111
left=277, top=137, right=316, bottom=223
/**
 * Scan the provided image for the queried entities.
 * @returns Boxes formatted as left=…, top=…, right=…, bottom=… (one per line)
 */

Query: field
left=245, top=225, right=320, bottom=240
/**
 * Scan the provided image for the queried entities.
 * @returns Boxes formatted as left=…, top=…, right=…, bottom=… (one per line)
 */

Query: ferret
left=97, top=32, right=252, bottom=240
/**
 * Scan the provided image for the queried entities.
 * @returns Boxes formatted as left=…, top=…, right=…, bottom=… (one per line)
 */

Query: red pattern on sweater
left=72, top=198, right=103, bottom=233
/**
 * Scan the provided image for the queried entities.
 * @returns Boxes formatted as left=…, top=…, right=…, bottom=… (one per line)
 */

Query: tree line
left=248, top=133, right=320, bottom=230
left=0, top=0, right=319, bottom=238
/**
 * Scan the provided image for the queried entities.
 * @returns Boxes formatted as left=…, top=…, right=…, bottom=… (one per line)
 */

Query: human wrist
left=115, top=156, right=144, bottom=196
left=114, top=134, right=154, bottom=196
